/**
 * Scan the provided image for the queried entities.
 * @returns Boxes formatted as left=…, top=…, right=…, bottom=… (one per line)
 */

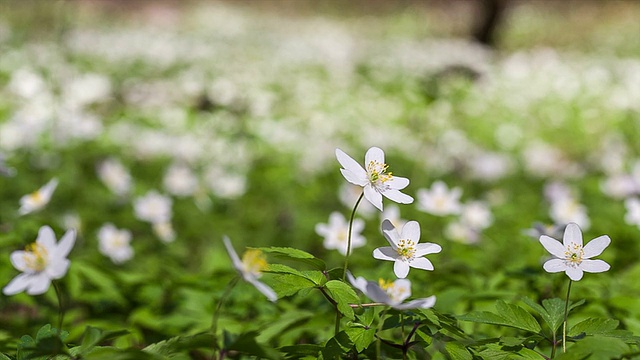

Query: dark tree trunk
left=473, top=0, right=508, bottom=47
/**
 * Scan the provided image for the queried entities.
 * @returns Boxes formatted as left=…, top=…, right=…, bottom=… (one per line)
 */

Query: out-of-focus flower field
left=2, top=1, right=640, bottom=358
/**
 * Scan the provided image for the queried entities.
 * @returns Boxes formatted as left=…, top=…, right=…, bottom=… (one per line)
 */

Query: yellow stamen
left=564, top=243, right=584, bottom=267
left=242, top=249, right=268, bottom=277
left=396, top=239, right=416, bottom=260
left=23, top=242, right=48, bottom=272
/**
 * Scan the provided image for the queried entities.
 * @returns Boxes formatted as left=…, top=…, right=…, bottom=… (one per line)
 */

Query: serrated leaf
left=143, top=333, right=213, bottom=357
left=569, top=318, right=619, bottom=337
left=258, top=247, right=326, bottom=270
left=226, top=331, right=282, bottom=360
left=555, top=336, right=630, bottom=360
left=325, top=280, right=360, bottom=320
left=444, top=342, right=472, bottom=360
left=321, top=331, right=352, bottom=359
left=345, top=326, right=375, bottom=352
left=495, top=300, right=541, bottom=333
left=268, top=274, right=317, bottom=297
left=457, top=311, right=507, bottom=327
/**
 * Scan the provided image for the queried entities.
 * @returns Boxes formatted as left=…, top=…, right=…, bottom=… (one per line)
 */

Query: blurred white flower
left=444, top=221, right=480, bottom=244
left=19, top=178, right=58, bottom=215
left=600, top=174, right=638, bottom=199
left=460, top=201, right=493, bottom=230
left=339, top=183, right=376, bottom=218
left=624, top=197, right=640, bottom=228
left=373, top=219, right=441, bottom=278
left=3, top=226, right=75, bottom=296
left=97, top=158, right=132, bottom=196
left=416, top=181, right=462, bottom=216
left=0, top=154, right=15, bottom=177
left=549, top=196, right=590, bottom=230
left=315, top=212, right=366, bottom=255
left=98, top=223, right=133, bottom=264
left=205, top=166, right=247, bottom=199
left=336, top=147, right=413, bottom=211
left=380, top=204, right=407, bottom=230
left=133, top=190, right=172, bottom=224
left=163, top=163, right=198, bottom=197
left=347, top=272, right=436, bottom=310
left=539, top=222, right=610, bottom=281
left=223, top=236, right=277, bottom=302
left=153, top=221, right=176, bottom=243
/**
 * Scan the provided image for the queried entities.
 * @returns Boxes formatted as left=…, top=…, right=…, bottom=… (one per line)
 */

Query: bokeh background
left=2, top=0, right=640, bottom=349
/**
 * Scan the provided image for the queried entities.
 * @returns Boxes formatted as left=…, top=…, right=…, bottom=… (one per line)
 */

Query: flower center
left=367, top=160, right=393, bottom=187
left=396, top=239, right=416, bottom=261
left=242, top=249, right=268, bottom=277
left=378, top=278, right=408, bottom=303
left=564, top=243, right=584, bottom=267
left=23, top=242, right=48, bottom=272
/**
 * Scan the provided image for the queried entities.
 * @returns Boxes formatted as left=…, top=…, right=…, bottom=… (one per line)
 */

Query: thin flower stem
left=376, top=307, right=390, bottom=359
left=211, top=276, right=240, bottom=359
left=563, top=280, right=573, bottom=353
left=341, top=192, right=364, bottom=281
left=335, top=192, right=364, bottom=337
left=52, top=281, right=64, bottom=334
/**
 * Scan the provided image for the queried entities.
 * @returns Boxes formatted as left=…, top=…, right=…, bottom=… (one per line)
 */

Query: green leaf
left=225, top=331, right=283, bottom=360
left=444, top=342, right=472, bottom=360
left=321, top=331, right=352, bottom=359
left=84, top=347, right=162, bottom=360
left=325, top=280, right=360, bottom=320
left=554, top=336, right=630, bottom=360
left=78, top=326, right=130, bottom=356
left=457, top=300, right=541, bottom=334
left=143, top=333, right=213, bottom=357
left=568, top=318, right=619, bottom=337
left=279, top=344, right=322, bottom=358
left=495, top=300, right=541, bottom=333
left=345, top=326, right=375, bottom=352
left=258, top=247, right=326, bottom=270
left=268, top=274, right=317, bottom=297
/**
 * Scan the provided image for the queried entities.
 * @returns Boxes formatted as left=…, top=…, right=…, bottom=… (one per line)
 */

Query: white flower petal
left=347, top=272, right=368, bottom=294
left=55, top=229, right=76, bottom=258
left=222, top=236, right=243, bottom=273
left=364, top=147, right=385, bottom=165
left=340, top=169, right=368, bottom=187
left=542, top=258, right=566, bottom=273
left=414, top=243, right=442, bottom=256
left=247, top=278, right=278, bottom=302
left=373, top=247, right=397, bottom=261
left=9, top=251, right=29, bottom=272
left=394, top=296, right=436, bottom=310
left=336, top=149, right=367, bottom=181
left=540, top=236, right=565, bottom=258
left=565, top=266, right=584, bottom=281
left=382, top=189, right=413, bottom=204
left=580, top=259, right=610, bottom=273
left=386, top=176, right=409, bottom=190
left=364, top=185, right=383, bottom=211
left=36, top=226, right=56, bottom=250
left=582, top=235, right=611, bottom=258
left=408, top=257, right=434, bottom=271
left=394, top=261, right=410, bottom=278
left=3, top=273, right=31, bottom=295
left=364, top=281, right=391, bottom=303
left=46, top=258, right=70, bottom=279
left=25, top=273, right=51, bottom=295
left=563, top=223, right=583, bottom=248
left=401, top=221, right=420, bottom=242
left=381, top=220, right=399, bottom=247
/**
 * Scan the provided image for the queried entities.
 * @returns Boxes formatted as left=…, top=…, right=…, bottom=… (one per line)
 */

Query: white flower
left=380, top=204, right=407, bottom=230
left=416, top=181, right=462, bottom=216
left=19, top=178, right=58, bottom=215
left=624, top=197, right=640, bottom=228
left=3, top=226, right=76, bottom=296
left=460, top=201, right=493, bottom=230
left=373, top=220, right=442, bottom=278
left=315, top=212, right=366, bottom=255
left=97, top=158, right=132, bottom=196
left=97, top=223, right=133, bottom=264
left=153, top=221, right=176, bottom=243
left=347, top=272, right=436, bottom=310
left=163, top=163, right=198, bottom=197
left=335, top=147, right=413, bottom=211
left=539, top=222, right=611, bottom=281
left=444, top=221, right=480, bottom=244
left=133, top=191, right=172, bottom=224
left=222, top=236, right=277, bottom=302
left=339, top=183, right=376, bottom=218
left=549, top=196, right=590, bottom=230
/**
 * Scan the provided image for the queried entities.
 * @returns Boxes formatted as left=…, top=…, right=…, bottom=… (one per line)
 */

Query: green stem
left=335, top=192, right=365, bottom=337
left=341, top=192, right=364, bottom=281
left=211, top=276, right=240, bottom=358
left=376, top=307, right=390, bottom=359
left=563, top=280, right=573, bottom=353
left=52, top=281, right=64, bottom=334
left=550, top=328, right=557, bottom=359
